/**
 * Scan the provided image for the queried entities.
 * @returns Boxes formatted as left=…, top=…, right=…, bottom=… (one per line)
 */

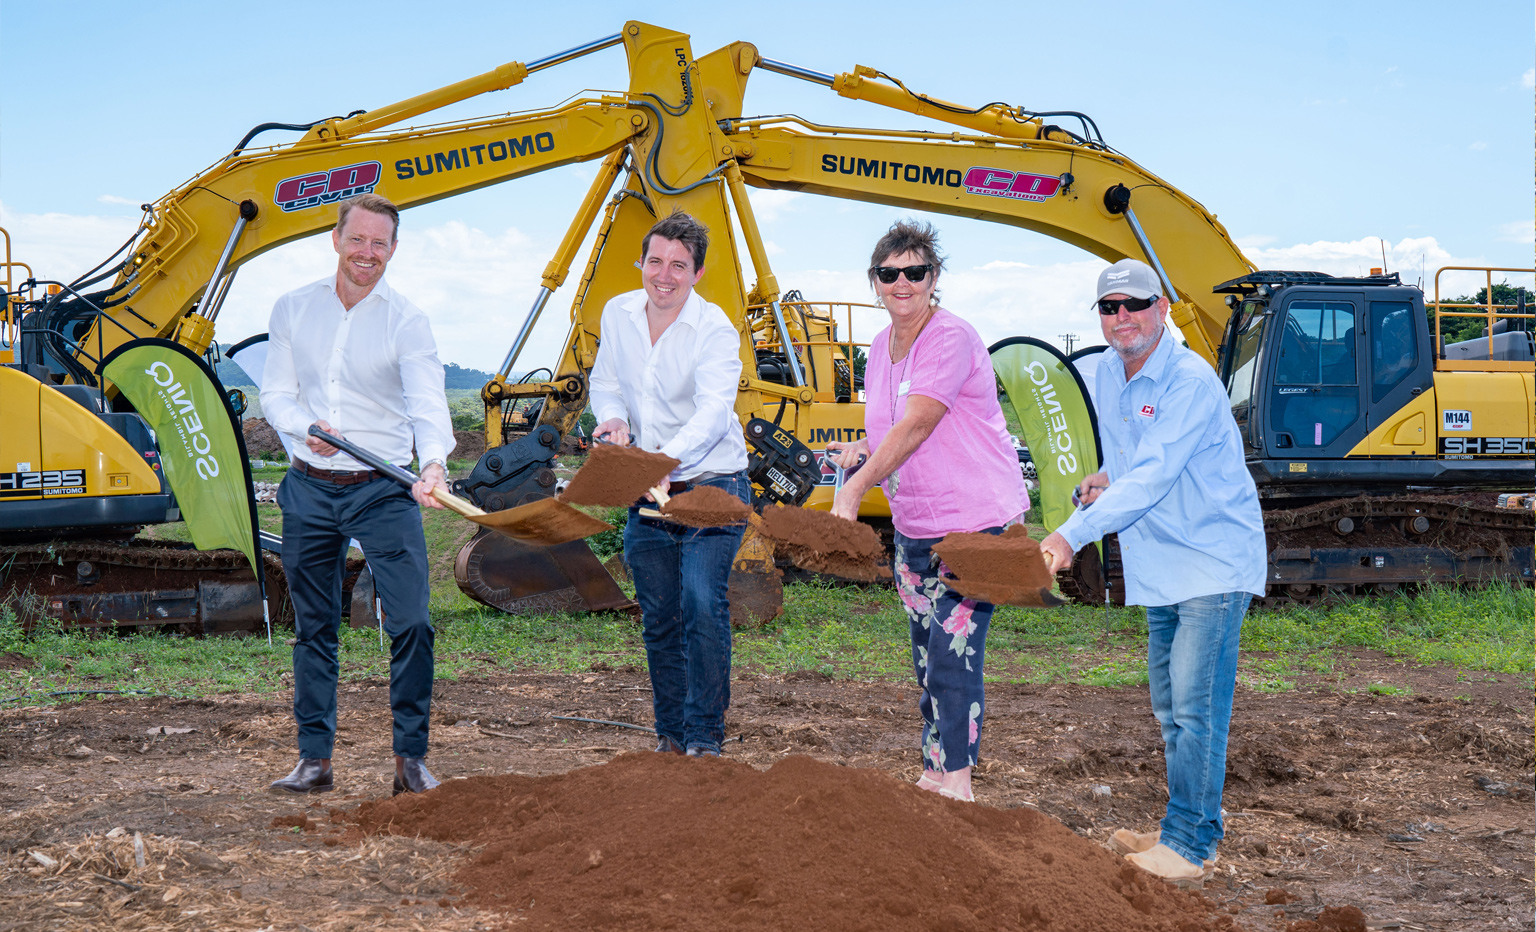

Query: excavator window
left=1271, top=301, right=1361, bottom=449
left=1226, top=312, right=1266, bottom=445
left=1368, top=301, right=1418, bottom=403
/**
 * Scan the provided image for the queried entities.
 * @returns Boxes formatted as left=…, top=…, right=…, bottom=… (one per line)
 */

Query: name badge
left=897, top=380, right=911, bottom=396
left=1138, top=404, right=1155, bottom=419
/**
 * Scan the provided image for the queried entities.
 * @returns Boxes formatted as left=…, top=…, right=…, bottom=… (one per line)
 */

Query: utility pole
left=1058, top=332, right=1079, bottom=355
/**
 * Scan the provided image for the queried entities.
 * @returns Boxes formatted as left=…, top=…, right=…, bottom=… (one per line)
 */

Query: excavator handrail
left=1430, top=266, right=1536, bottom=373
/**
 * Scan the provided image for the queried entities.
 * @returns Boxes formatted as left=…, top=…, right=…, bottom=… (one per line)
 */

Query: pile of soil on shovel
left=661, top=485, right=752, bottom=527
left=349, top=753, right=1241, bottom=931
left=560, top=445, right=679, bottom=507
left=759, top=504, right=890, bottom=581
left=934, top=524, right=1059, bottom=607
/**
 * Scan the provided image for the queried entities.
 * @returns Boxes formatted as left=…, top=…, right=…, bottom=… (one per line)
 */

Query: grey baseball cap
left=1094, top=259, right=1162, bottom=302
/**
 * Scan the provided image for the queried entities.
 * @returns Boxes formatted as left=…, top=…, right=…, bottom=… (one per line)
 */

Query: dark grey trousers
left=277, top=469, right=433, bottom=759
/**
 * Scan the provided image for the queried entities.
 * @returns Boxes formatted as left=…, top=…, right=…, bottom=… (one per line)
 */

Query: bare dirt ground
left=0, top=654, right=1529, bottom=931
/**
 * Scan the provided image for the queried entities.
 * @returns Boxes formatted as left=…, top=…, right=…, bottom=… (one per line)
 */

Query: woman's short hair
left=868, top=220, right=946, bottom=287
left=642, top=210, right=709, bottom=271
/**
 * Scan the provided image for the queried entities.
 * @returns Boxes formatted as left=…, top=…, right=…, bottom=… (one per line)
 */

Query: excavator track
left=0, top=540, right=293, bottom=636
left=1060, top=493, right=1534, bottom=607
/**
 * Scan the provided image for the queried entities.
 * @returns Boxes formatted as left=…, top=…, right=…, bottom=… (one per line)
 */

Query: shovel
left=306, top=426, right=612, bottom=546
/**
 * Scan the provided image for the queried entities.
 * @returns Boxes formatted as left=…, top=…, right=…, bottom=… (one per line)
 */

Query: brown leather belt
left=292, top=461, right=380, bottom=486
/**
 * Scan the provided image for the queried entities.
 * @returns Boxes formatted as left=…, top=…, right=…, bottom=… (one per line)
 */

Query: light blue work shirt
left=1055, top=334, right=1267, bottom=606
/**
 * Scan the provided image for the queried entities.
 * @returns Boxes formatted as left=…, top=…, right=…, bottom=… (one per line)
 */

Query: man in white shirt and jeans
left=261, top=194, right=455, bottom=796
left=590, top=211, right=750, bottom=758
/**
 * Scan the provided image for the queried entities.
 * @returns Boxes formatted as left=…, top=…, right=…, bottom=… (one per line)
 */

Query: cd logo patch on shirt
left=1138, top=404, right=1156, bottom=419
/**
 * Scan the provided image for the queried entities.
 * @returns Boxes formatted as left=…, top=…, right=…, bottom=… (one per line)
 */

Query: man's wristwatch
left=422, top=458, right=447, bottom=478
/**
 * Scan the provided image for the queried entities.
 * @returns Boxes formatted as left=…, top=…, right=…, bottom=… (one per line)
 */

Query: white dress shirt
left=588, top=288, right=748, bottom=481
left=261, top=275, right=454, bottom=473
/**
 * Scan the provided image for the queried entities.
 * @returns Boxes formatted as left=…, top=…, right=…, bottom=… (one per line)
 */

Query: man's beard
left=1110, top=327, right=1161, bottom=361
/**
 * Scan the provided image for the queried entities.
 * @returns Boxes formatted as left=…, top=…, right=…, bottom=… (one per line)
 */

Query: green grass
left=3, top=498, right=1531, bottom=703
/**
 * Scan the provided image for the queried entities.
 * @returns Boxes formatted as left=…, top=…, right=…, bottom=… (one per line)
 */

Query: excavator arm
left=74, top=97, right=645, bottom=367
left=722, top=117, right=1253, bottom=365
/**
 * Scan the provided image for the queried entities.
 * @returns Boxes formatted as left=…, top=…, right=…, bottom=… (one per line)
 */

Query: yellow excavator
left=3, top=21, right=1530, bottom=632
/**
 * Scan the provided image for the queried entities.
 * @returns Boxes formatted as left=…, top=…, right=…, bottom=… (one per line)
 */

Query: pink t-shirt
left=865, top=307, right=1029, bottom=539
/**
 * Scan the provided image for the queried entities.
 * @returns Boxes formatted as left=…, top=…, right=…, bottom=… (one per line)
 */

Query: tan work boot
left=1126, top=843, right=1206, bottom=889
left=1108, top=827, right=1160, bottom=855
left=1109, top=828, right=1218, bottom=872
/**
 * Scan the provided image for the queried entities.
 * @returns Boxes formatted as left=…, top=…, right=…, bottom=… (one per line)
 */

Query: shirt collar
left=622, top=287, right=701, bottom=329
left=323, top=273, right=393, bottom=309
left=1134, top=329, right=1176, bottom=383
left=1107, top=328, right=1175, bottom=387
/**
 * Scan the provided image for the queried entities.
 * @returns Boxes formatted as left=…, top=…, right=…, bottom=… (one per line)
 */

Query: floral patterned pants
left=894, top=527, right=1001, bottom=773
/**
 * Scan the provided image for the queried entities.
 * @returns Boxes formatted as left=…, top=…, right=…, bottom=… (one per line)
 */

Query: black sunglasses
left=1096, top=296, right=1159, bottom=316
left=871, top=265, right=933, bottom=284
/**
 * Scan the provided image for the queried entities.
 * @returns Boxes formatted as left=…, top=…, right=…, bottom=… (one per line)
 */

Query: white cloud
left=96, top=194, right=142, bottom=206
left=0, top=201, right=141, bottom=286
left=6, top=201, right=1529, bottom=373
left=1469, top=141, right=1487, bottom=151
left=1498, top=220, right=1534, bottom=245
left=1523, top=68, right=1534, bottom=89
left=746, top=189, right=804, bottom=223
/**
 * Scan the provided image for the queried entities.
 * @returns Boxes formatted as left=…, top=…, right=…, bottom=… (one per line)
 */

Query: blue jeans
left=623, top=471, right=749, bottom=754
left=894, top=526, right=1002, bottom=773
left=278, top=469, right=434, bottom=760
left=1146, top=591, right=1251, bottom=866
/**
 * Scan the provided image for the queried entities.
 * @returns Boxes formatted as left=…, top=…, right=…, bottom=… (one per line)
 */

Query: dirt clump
left=241, top=417, right=286, bottom=458
left=660, top=485, right=752, bottom=527
left=1286, top=905, right=1368, bottom=932
left=350, top=752, right=1238, bottom=932
left=560, top=444, right=679, bottom=507
left=758, top=505, right=890, bottom=581
left=933, top=524, right=1059, bottom=606
left=1265, top=888, right=1296, bottom=904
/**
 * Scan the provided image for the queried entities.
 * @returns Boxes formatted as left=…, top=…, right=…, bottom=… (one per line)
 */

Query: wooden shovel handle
left=431, top=485, right=485, bottom=517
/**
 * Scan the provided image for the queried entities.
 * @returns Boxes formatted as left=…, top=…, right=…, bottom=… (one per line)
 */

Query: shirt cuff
left=1054, top=510, right=1093, bottom=554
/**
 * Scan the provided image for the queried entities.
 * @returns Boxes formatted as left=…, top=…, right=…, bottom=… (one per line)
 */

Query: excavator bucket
left=454, top=529, right=634, bottom=615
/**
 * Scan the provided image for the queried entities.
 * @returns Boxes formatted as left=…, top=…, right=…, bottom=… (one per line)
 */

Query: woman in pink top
left=828, top=220, right=1028, bottom=803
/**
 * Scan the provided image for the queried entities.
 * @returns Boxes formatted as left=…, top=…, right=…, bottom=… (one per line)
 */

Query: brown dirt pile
left=758, top=504, right=890, bottom=581
left=241, top=417, right=285, bottom=457
left=349, top=753, right=1240, bottom=932
left=933, top=524, right=1060, bottom=607
left=560, top=444, right=679, bottom=507
left=661, top=485, right=752, bottom=527
left=453, top=429, right=486, bottom=463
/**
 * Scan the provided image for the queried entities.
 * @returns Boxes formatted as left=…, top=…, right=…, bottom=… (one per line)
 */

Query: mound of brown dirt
left=933, top=524, right=1059, bottom=607
left=661, top=485, right=752, bottom=527
left=241, top=417, right=285, bottom=457
left=453, top=429, right=486, bottom=463
left=758, top=505, right=889, bottom=580
left=349, top=753, right=1239, bottom=932
left=560, top=445, right=680, bottom=507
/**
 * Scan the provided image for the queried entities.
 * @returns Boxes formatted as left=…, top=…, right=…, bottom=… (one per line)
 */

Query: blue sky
left=3, top=1, right=1531, bottom=370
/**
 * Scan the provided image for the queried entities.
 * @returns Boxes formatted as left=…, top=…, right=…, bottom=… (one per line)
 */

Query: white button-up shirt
left=588, top=288, right=747, bottom=481
left=260, top=275, right=454, bottom=473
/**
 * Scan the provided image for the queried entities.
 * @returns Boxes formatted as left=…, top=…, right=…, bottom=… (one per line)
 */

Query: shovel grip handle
left=305, top=427, right=486, bottom=516
left=306, top=425, right=418, bottom=489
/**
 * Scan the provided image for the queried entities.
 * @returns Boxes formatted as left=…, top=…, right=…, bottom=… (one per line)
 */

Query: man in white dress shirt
left=260, top=193, right=455, bottom=796
left=590, top=211, right=750, bottom=757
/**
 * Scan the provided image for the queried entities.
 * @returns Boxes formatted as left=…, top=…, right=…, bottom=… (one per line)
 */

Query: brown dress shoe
left=393, top=757, right=440, bottom=795
left=270, top=758, right=333, bottom=794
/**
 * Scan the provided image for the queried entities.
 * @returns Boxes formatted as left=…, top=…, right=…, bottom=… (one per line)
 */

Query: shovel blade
left=468, top=497, right=612, bottom=546
left=454, top=529, right=634, bottom=616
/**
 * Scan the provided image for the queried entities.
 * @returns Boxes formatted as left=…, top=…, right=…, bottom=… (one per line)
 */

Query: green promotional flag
left=990, top=337, right=1101, bottom=535
left=100, top=339, right=263, bottom=585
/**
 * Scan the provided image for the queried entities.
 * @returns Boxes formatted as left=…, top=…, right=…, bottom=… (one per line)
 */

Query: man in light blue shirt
left=1041, top=258, right=1266, bottom=887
